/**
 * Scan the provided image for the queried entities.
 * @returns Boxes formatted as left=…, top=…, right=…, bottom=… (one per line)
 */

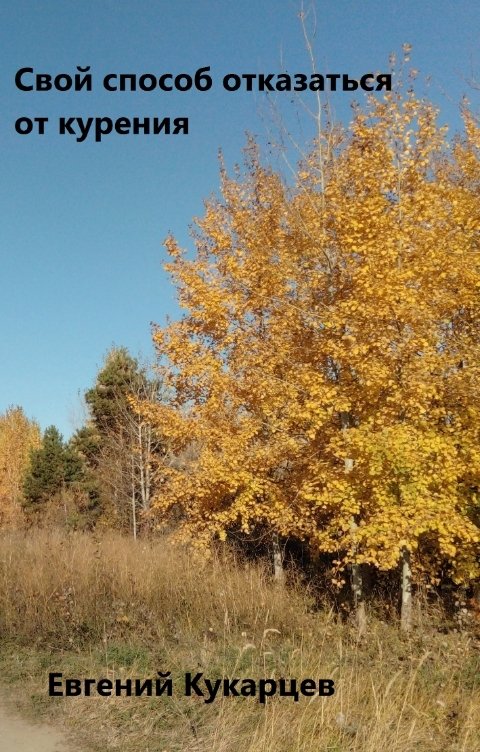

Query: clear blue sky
left=1, top=0, right=479, bottom=438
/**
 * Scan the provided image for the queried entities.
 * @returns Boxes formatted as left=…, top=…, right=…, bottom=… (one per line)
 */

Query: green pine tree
left=85, top=347, right=144, bottom=432
left=23, top=425, right=83, bottom=508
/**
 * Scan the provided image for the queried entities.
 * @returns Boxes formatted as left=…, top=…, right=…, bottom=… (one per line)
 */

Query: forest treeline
left=0, top=347, right=160, bottom=534
left=2, top=74, right=480, bottom=631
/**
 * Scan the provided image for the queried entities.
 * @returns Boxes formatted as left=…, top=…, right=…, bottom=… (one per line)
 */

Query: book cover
left=1, top=2, right=479, bottom=750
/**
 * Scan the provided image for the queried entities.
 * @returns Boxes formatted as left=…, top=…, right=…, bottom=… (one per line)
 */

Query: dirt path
left=0, top=701, right=72, bottom=751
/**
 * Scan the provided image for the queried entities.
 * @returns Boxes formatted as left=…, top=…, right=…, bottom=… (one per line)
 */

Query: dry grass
left=0, top=529, right=479, bottom=751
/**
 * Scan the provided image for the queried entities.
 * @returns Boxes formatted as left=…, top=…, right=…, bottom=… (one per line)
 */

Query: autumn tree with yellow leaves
left=139, top=80, right=480, bottom=630
left=0, top=406, right=41, bottom=529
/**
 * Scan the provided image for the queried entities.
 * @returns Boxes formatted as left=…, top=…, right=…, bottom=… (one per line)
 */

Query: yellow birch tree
left=139, top=81, right=480, bottom=626
left=0, top=406, right=41, bottom=528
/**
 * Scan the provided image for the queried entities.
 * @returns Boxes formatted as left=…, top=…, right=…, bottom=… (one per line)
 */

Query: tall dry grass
left=0, top=529, right=307, bottom=647
left=0, top=529, right=479, bottom=752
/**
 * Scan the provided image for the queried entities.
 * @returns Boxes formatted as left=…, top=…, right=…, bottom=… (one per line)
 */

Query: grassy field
left=0, top=530, right=479, bottom=751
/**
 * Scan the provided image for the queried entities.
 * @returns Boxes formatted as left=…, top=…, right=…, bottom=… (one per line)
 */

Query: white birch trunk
left=131, top=460, right=137, bottom=541
left=341, top=412, right=366, bottom=634
left=272, top=533, right=285, bottom=585
left=145, top=426, right=152, bottom=510
left=138, top=422, right=146, bottom=509
left=400, top=547, right=412, bottom=632
left=351, top=516, right=367, bottom=637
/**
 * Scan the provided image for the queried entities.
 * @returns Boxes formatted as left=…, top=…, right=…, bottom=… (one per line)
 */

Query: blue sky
left=1, top=0, right=479, bottom=438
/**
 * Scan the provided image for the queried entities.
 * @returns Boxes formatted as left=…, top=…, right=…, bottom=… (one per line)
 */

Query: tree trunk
left=131, top=460, right=137, bottom=541
left=138, top=422, right=146, bottom=509
left=350, top=561, right=366, bottom=634
left=400, top=547, right=412, bottom=632
left=351, top=544, right=367, bottom=636
left=145, top=425, right=152, bottom=510
left=272, top=533, right=285, bottom=585
left=341, top=412, right=366, bottom=635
